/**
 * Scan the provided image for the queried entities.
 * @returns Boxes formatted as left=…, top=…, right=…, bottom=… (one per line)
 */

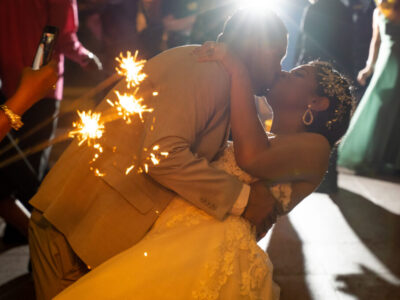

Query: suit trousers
left=29, top=209, right=89, bottom=300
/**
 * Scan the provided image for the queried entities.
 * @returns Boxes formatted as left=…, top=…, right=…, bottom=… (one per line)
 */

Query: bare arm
left=0, top=63, right=57, bottom=141
left=358, top=8, right=381, bottom=86
left=194, top=43, right=332, bottom=183
left=229, top=64, right=272, bottom=169
left=229, top=68, right=330, bottom=211
left=195, top=43, right=330, bottom=206
left=228, top=69, right=330, bottom=212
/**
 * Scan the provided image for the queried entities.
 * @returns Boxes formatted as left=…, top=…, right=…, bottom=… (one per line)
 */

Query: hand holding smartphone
left=32, top=26, right=59, bottom=70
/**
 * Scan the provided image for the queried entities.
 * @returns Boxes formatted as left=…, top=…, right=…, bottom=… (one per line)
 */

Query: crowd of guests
left=0, top=0, right=398, bottom=297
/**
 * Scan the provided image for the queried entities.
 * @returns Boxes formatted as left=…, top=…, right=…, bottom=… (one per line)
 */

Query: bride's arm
left=226, top=59, right=272, bottom=169
left=195, top=43, right=331, bottom=186
left=194, top=43, right=270, bottom=168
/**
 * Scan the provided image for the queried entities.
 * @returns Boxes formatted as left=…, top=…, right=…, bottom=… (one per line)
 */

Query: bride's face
left=267, top=65, right=318, bottom=111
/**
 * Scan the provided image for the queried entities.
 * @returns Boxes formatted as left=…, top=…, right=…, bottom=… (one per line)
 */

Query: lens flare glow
left=237, top=0, right=279, bottom=11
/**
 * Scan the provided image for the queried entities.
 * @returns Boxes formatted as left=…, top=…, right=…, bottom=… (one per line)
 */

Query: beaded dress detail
left=55, top=142, right=290, bottom=300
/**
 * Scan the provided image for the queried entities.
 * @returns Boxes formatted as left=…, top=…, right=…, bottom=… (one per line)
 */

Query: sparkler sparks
left=69, top=49, right=164, bottom=178
left=69, top=111, right=106, bottom=176
left=90, top=167, right=106, bottom=177
left=107, top=90, right=154, bottom=123
left=124, top=145, right=169, bottom=175
left=115, top=51, right=147, bottom=88
left=69, top=111, right=105, bottom=146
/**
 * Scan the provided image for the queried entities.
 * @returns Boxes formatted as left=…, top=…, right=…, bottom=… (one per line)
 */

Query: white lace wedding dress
left=55, top=142, right=291, bottom=300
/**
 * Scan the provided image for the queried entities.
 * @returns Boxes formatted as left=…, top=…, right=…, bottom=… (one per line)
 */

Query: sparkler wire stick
left=0, top=109, right=126, bottom=169
left=5, top=133, right=38, bottom=179
left=0, top=133, right=71, bottom=169
left=1, top=51, right=165, bottom=174
left=0, top=73, right=120, bottom=157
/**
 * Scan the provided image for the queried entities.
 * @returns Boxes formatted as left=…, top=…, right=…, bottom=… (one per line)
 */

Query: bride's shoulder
left=301, top=132, right=330, bottom=151
left=272, top=132, right=329, bottom=149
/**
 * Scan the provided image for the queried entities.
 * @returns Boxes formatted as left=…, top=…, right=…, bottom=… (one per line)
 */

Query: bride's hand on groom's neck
left=242, top=181, right=277, bottom=240
left=193, top=42, right=247, bottom=76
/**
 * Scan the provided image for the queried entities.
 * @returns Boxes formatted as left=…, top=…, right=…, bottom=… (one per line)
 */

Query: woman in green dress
left=338, top=0, right=400, bottom=175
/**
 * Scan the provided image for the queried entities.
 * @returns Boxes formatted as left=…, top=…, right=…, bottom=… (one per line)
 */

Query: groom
left=28, top=8, right=288, bottom=300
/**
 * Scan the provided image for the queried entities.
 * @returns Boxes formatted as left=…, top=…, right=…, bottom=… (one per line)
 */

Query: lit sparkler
left=107, top=90, right=154, bottom=123
left=68, top=49, right=162, bottom=178
left=69, top=111, right=105, bottom=146
left=69, top=111, right=106, bottom=176
left=115, top=51, right=147, bottom=88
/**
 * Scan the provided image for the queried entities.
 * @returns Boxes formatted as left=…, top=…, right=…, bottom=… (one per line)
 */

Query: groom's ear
left=310, top=96, right=330, bottom=112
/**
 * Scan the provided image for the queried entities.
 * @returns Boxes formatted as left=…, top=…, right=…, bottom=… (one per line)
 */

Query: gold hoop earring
left=302, top=105, right=314, bottom=126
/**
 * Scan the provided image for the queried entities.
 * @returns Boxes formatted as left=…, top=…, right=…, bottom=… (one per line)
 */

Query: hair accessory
left=310, top=62, right=353, bottom=130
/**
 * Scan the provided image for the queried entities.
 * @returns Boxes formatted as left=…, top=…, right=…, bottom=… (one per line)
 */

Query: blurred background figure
left=296, top=0, right=354, bottom=74
left=295, top=0, right=355, bottom=194
left=161, top=0, right=200, bottom=48
left=338, top=0, right=400, bottom=176
left=79, top=0, right=140, bottom=72
left=136, top=0, right=165, bottom=59
left=190, top=0, right=237, bottom=44
left=0, top=0, right=102, bottom=243
left=350, top=0, right=376, bottom=99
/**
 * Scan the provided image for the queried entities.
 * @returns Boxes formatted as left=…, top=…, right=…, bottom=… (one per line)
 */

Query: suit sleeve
left=142, top=59, right=244, bottom=220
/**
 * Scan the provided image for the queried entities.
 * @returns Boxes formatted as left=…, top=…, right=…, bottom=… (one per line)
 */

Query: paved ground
left=262, top=173, right=400, bottom=300
left=0, top=172, right=399, bottom=300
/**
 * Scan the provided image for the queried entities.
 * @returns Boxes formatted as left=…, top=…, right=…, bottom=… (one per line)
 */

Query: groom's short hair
left=218, top=8, right=288, bottom=50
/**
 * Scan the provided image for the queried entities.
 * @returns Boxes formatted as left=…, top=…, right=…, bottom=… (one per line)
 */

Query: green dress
left=338, top=14, right=400, bottom=174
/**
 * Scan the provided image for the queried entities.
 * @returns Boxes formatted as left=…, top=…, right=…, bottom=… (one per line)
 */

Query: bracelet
left=0, top=105, right=23, bottom=130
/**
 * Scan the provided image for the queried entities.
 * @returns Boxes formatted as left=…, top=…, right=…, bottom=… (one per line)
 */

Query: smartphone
left=32, top=26, right=59, bottom=70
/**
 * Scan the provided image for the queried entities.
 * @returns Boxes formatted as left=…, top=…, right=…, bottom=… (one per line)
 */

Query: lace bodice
left=212, top=141, right=292, bottom=213
left=212, top=142, right=256, bottom=185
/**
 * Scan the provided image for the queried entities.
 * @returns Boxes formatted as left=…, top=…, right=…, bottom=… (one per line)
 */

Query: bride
left=54, top=43, right=354, bottom=300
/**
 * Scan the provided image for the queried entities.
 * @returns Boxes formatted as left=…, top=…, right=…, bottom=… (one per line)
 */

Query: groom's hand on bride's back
left=243, top=181, right=277, bottom=241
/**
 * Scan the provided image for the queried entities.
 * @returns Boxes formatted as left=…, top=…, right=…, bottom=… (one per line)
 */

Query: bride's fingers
left=193, top=42, right=220, bottom=61
left=192, top=41, right=217, bottom=55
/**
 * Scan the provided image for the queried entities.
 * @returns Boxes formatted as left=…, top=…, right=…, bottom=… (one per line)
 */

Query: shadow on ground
left=332, top=188, right=400, bottom=299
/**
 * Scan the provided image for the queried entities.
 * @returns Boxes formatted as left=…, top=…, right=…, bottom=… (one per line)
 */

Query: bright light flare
left=108, top=90, right=154, bottom=123
left=69, top=111, right=105, bottom=146
left=237, top=0, right=280, bottom=11
left=115, top=51, right=147, bottom=88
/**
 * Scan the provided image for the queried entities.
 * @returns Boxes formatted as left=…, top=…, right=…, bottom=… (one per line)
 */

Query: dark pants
left=0, top=98, right=59, bottom=204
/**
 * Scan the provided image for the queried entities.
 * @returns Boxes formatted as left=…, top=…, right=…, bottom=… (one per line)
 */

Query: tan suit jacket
left=30, top=46, right=244, bottom=268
